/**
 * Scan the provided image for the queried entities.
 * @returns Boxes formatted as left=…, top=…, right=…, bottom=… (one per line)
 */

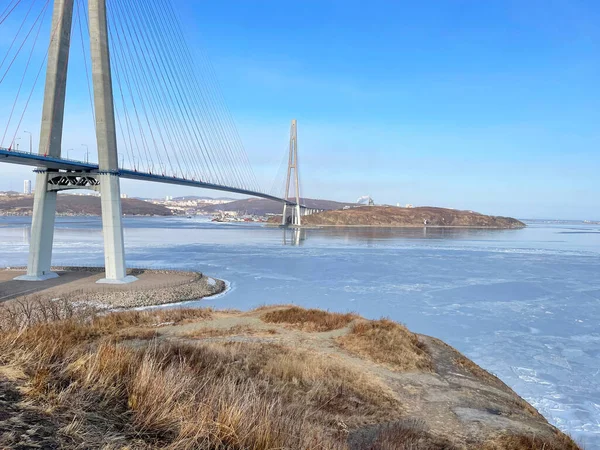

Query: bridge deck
left=0, top=148, right=299, bottom=206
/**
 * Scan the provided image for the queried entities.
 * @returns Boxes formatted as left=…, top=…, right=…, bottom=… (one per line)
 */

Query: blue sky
left=1, top=0, right=599, bottom=219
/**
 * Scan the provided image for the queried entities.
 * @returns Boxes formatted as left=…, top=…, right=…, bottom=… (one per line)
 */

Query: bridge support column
left=97, top=173, right=132, bottom=283
left=15, top=0, right=74, bottom=282
left=282, top=119, right=301, bottom=227
left=17, top=171, right=59, bottom=281
left=90, top=0, right=135, bottom=284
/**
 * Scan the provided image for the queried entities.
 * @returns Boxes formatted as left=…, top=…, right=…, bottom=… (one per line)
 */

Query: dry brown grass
left=338, top=319, right=432, bottom=372
left=180, top=324, right=258, bottom=338
left=0, top=295, right=212, bottom=333
left=261, top=306, right=357, bottom=332
left=0, top=300, right=576, bottom=449
left=481, top=431, right=581, bottom=450
left=0, top=304, right=404, bottom=449
left=113, top=328, right=160, bottom=342
left=181, top=324, right=280, bottom=339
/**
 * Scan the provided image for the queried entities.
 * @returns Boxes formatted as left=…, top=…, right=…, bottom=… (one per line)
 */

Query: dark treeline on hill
left=199, top=197, right=358, bottom=215
left=0, top=195, right=172, bottom=216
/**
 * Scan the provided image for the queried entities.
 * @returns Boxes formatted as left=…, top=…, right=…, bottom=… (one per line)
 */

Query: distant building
left=405, top=204, right=414, bottom=209
left=24, top=180, right=32, bottom=195
left=121, top=193, right=128, bottom=199
left=165, top=195, right=173, bottom=202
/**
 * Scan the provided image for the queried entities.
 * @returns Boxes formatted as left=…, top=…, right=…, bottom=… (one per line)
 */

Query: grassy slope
left=0, top=301, right=579, bottom=450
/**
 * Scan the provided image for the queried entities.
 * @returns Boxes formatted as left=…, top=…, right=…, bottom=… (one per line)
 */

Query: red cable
left=8, top=0, right=52, bottom=149
left=0, top=0, right=17, bottom=19
left=0, top=0, right=48, bottom=83
left=0, top=0, right=24, bottom=26
left=1, top=0, right=48, bottom=146
left=0, top=0, right=37, bottom=71
left=75, top=0, right=95, bottom=126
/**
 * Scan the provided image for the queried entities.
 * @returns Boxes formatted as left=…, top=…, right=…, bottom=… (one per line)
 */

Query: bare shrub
left=482, top=431, right=581, bottom=450
left=338, top=319, right=432, bottom=372
left=261, top=306, right=357, bottom=332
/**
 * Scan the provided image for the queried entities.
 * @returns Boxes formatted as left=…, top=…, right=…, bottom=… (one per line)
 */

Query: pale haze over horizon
left=0, top=0, right=598, bottom=221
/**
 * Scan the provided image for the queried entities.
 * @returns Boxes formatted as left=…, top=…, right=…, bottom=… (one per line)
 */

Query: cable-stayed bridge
left=0, top=0, right=308, bottom=284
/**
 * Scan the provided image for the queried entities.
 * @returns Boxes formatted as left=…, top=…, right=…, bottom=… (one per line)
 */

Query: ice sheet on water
left=1, top=218, right=599, bottom=448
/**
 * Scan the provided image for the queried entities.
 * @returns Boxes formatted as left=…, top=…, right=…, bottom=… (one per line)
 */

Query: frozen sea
left=0, top=216, right=599, bottom=448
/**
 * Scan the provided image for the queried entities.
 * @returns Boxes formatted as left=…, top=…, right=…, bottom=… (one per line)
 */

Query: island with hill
left=271, top=205, right=526, bottom=228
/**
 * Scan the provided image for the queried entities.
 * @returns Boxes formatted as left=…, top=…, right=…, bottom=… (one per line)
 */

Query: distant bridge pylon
left=282, top=119, right=301, bottom=227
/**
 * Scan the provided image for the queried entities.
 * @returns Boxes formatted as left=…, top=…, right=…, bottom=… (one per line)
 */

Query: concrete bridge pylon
left=16, top=0, right=136, bottom=284
left=282, top=119, right=301, bottom=227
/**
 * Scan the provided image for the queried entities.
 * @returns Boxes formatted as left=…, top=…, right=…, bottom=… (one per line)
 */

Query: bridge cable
left=115, top=0, right=207, bottom=181
left=0, top=0, right=37, bottom=74
left=74, top=0, right=95, bottom=131
left=158, top=0, right=249, bottom=191
left=108, top=20, right=154, bottom=173
left=163, top=0, right=260, bottom=192
left=109, top=0, right=176, bottom=178
left=111, top=0, right=205, bottom=182
left=174, top=8, right=261, bottom=192
left=0, top=0, right=47, bottom=84
left=107, top=2, right=160, bottom=174
left=145, top=0, right=239, bottom=187
left=0, top=0, right=24, bottom=26
left=8, top=0, right=54, bottom=152
left=156, top=0, right=255, bottom=190
left=137, top=0, right=235, bottom=187
left=2, top=0, right=48, bottom=148
left=115, top=0, right=191, bottom=179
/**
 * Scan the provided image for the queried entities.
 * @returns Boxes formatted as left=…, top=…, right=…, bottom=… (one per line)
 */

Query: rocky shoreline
left=83, top=273, right=227, bottom=309
left=2, top=267, right=227, bottom=309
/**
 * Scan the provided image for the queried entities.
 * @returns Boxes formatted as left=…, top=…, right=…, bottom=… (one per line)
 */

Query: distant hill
left=0, top=195, right=172, bottom=216
left=271, top=206, right=525, bottom=228
left=199, top=197, right=358, bottom=215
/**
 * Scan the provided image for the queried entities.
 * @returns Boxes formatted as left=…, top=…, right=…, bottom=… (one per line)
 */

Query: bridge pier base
left=14, top=171, right=59, bottom=282
left=96, top=173, right=136, bottom=284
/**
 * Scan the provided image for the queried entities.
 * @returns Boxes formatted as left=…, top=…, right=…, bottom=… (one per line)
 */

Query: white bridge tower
left=281, top=119, right=302, bottom=226
left=16, top=0, right=135, bottom=284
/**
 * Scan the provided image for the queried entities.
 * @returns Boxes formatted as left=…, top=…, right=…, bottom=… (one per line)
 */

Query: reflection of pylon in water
left=283, top=228, right=305, bottom=246
left=281, top=119, right=301, bottom=226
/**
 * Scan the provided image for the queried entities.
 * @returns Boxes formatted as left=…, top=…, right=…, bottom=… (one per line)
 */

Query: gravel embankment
left=78, top=273, right=226, bottom=309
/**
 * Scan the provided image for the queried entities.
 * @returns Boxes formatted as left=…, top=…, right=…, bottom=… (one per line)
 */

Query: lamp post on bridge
left=24, top=131, right=32, bottom=153
left=81, top=144, right=89, bottom=163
